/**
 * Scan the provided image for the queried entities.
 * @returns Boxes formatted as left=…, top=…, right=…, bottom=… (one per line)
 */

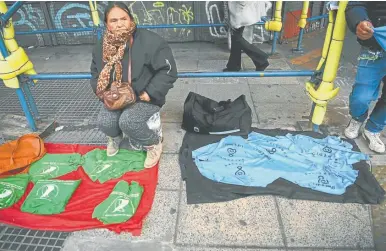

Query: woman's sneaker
left=344, top=119, right=362, bottom=139
left=144, top=142, right=163, bottom=168
left=107, top=135, right=122, bottom=157
left=363, top=130, right=385, bottom=153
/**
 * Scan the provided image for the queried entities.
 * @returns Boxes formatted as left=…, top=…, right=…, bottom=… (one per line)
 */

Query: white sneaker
left=344, top=119, right=363, bottom=139
left=144, top=142, right=163, bottom=168
left=107, top=135, right=122, bottom=156
left=363, top=130, right=385, bottom=153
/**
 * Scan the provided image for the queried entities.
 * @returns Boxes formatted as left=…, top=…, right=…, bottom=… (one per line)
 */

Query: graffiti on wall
left=128, top=1, right=194, bottom=37
left=13, top=4, right=45, bottom=44
left=11, top=1, right=275, bottom=45
left=205, top=1, right=227, bottom=38
left=47, top=1, right=195, bottom=41
left=50, top=2, right=98, bottom=39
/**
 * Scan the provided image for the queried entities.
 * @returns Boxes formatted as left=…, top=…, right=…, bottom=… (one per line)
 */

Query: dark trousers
left=226, top=26, right=269, bottom=70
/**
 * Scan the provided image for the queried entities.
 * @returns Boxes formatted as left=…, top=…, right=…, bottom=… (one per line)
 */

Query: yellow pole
left=89, top=1, right=100, bottom=27
left=298, top=1, right=309, bottom=29
left=265, top=1, right=283, bottom=32
left=0, top=1, right=37, bottom=88
left=316, top=11, right=335, bottom=71
left=306, top=1, right=348, bottom=126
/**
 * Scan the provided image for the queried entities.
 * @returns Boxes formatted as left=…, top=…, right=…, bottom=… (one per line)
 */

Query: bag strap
left=128, top=36, right=133, bottom=85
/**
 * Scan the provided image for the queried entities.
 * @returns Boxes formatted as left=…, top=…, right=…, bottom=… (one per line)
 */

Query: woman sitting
left=90, top=2, right=178, bottom=168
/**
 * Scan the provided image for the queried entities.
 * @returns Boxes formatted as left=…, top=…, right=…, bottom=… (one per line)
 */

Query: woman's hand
left=139, top=91, right=151, bottom=102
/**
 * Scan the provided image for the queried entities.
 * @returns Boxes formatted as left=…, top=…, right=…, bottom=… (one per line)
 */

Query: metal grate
left=0, top=226, right=69, bottom=251
left=45, top=128, right=106, bottom=145
left=0, top=78, right=101, bottom=126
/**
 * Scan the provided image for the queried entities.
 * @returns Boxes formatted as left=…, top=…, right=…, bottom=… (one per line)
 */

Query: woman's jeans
left=97, top=102, right=162, bottom=150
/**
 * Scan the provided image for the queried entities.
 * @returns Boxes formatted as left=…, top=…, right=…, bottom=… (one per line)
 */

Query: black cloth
left=179, top=128, right=385, bottom=205
left=90, top=29, right=178, bottom=107
left=346, top=1, right=386, bottom=51
left=226, top=26, right=269, bottom=70
left=181, top=92, right=252, bottom=136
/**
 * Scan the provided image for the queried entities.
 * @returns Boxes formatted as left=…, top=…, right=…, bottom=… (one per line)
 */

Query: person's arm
left=345, top=1, right=373, bottom=40
left=141, top=39, right=178, bottom=103
left=90, top=46, right=99, bottom=94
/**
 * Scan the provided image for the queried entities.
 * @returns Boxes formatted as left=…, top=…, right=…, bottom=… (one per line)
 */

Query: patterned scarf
left=96, top=21, right=136, bottom=95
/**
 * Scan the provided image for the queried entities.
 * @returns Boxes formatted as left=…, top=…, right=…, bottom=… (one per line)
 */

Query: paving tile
left=196, top=83, right=258, bottom=123
left=163, top=123, right=185, bottom=154
left=247, top=76, right=301, bottom=85
left=197, top=50, right=229, bottom=60
left=249, top=84, right=310, bottom=104
left=71, top=190, right=179, bottom=242
left=177, top=59, right=199, bottom=71
left=63, top=236, right=175, bottom=251
left=173, top=49, right=200, bottom=61
left=254, top=103, right=311, bottom=125
left=158, top=154, right=181, bottom=190
left=176, top=248, right=284, bottom=251
left=243, top=58, right=291, bottom=70
left=176, top=194, right=284, bottom=247
left=371, top=166, right=386, bottom=251
left=187, top=77, right=247, bottom=85
left=286, top=250, right=372, bottom=251
left=139, top=190, right=179, bottom=242
left=324, top=104, right=351, bottom=128
left=161, top=100, right=184, bottom=123
left=197, top=60, right=229, bottom=72
left=277, top=198, right=374, bottom=248
left=167, top=81, right=197, bottom=101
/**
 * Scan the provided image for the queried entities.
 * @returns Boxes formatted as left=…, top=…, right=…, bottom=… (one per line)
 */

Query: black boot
left=255, top=62, right=269, bottom=71
left=223, top=67, right=241, bottom=72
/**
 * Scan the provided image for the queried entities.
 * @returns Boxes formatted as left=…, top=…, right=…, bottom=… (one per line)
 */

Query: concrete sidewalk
left=0, top=35, right=384, bottom=251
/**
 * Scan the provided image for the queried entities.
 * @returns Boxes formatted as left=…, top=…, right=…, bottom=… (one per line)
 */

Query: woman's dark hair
left=104, top=2, right=134, bottom=22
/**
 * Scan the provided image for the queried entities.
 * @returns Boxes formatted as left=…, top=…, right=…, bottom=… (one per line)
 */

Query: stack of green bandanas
left=21, top=179, right=81, bottom=215
left=0, top=174, right=30, bottom=209
left=92, top=181, right=144, bottom=224
left=28, top=153, right=82, bottom=183
left=83, top=149, right=146, bottom=183
left=1, top=148, right=146, bottom=218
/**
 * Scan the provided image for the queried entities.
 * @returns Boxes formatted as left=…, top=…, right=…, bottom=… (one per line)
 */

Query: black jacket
left=345, top=1, right=386, bottom=51
left=90, top=29, right=178, bottom=107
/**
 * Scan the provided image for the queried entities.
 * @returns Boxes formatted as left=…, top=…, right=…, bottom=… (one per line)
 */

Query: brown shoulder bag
left=101, top=36, right=136, bottom=110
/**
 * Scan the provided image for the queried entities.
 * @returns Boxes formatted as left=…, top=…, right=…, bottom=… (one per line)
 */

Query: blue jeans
left=349, top=48, right=386, bottom=133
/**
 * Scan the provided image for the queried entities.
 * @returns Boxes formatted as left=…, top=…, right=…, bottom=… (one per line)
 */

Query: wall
left=7, top=1, right=324, bottom=47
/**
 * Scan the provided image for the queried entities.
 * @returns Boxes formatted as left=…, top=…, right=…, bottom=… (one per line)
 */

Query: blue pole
left=137, top=22, right=265, bottom=29
left=15, top=88, right=37, bottom=131
left=16, top=27, right=94, bottom=35
left=0, top=35, right=37, bottom=131
left=306, top=14, right=328, bottom=22
left=177, top=71, right=315, bottom=78
left=271, top=31, right=278, bottom=55
left=293, top=28, right=305, bottom=52
left=97, top=26, right=102, bottom=40
left=0, top=1, right=23, bottom=23
left=22, top=83, right=41, bottom=121
left=15, top=22, right=266, bottom=35
left=28, top=71, right=316, bottom=80
left=312, top=123, right=319, bottom=132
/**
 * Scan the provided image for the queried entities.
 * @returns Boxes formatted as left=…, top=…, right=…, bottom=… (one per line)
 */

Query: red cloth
left=0, top=143, right=158, bottom=235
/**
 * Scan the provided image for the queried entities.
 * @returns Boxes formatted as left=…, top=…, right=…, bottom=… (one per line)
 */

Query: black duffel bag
left=181, top=92, right=252, bottom=135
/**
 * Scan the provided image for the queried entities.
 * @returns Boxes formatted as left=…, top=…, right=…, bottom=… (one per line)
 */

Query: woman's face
left=106, top=7, right=131, bottom=32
